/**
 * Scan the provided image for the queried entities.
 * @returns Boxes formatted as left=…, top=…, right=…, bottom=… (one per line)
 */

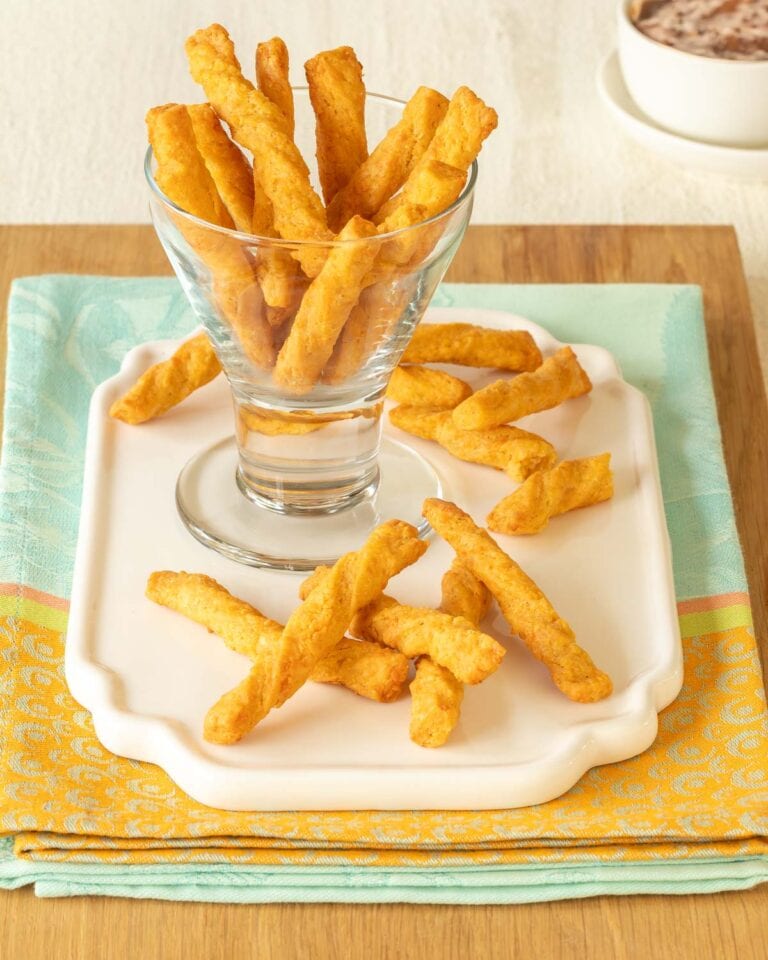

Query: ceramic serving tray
left=65, top=306, right=683, bottom=811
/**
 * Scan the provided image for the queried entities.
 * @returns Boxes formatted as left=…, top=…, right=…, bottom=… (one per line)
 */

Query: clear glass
left=147, top=90, right=476, bottom=569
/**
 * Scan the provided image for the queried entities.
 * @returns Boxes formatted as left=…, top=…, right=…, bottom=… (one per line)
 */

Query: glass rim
left=144, top=87, right=478, bottom=248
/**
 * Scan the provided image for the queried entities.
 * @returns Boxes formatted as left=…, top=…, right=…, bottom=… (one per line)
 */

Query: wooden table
left=1, top=224, right=766, bottom=960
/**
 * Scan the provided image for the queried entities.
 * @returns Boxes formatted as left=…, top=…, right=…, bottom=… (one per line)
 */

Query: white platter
left=597, top=51, right=768, bottom=181
left=65, top=307, right=683, bottom=811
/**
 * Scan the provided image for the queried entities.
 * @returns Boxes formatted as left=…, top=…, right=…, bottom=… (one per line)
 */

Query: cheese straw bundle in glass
left=145, top=91, right=479, bottom=569
left=134, top=25, right=496, bottom=569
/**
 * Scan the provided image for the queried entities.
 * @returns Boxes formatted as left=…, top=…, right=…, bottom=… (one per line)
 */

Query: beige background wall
left=3, top=0, right=766, bottom=374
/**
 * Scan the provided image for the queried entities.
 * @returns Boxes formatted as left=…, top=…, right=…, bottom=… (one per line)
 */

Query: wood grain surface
left=1, top=224, right=766, bottom=960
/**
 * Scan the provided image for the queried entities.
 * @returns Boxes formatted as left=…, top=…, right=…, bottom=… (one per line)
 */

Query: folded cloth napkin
left=0, top=277, right=766, bottom=904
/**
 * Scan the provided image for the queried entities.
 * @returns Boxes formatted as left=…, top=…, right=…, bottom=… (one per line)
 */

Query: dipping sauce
left=630, top=0, right=768, bottom=60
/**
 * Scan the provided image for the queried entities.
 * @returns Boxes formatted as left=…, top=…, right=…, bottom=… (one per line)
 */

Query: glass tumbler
left=146, top=91, right=476, bottom=570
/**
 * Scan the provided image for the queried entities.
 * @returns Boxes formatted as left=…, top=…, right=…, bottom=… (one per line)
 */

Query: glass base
left=176, top=435, right=442, bottom=571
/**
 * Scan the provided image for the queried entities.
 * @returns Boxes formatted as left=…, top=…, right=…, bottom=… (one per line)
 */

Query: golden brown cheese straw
left=326, top=86, right=449, bottom=231
left=309, top=637, right=409, bottom=703
left=109, top=333, right=222, bottom=425
left=351, top=594, right=504, bottom=685
left=146, top=571, right=408, bottom=703
left=203, top=519, right=426, bottom=743
left=187, top=103, right=255, bottom=233
left=440, top=559, right=492, bottom=625
left=488, top=454, right=614, bottom=535
left=237, top=407, right=327, bottom=437
left=408, top=659, right=464, bottom=749
left=453, top=346, right=592, bottom=431
left=423, top=85, right=499, bottom=168
left=274, top=216, right=379, bottom=394
left=186, top=25, right=331, bottom=276
left=247, top=168, right=301, bottom=315
left=256, top=37, right=294, bottom=137
left=375, top=85, right=498, bottom=224
left=401, top=323, right=542, bottom=371
left=147, top=103, right=274, bottom=368
left=147, top=103, right=233, bottom=229
left=422, top=498, right=612, bottom=703
left=305, top=46, right=368, bottom=204
left=389, top=405, right=557, bottom=482
left=249, top=40, right=303, bottom=312
left=408, top=563, right=491, bottom=749
left=385, top=366, right=472, bottom=408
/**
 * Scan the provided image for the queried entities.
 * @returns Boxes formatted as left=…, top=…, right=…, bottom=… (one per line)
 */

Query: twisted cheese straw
left=401, top=323, right=542, bottom=371
left=385, top=365, right=472, bottom=408
left=256, top=37, right=294, bottom=137
left=109, top=332, right=221, bottom=425
left=487, top=454, right=614, bottom=535
left=203, top=519, right=426, bottom=744
left=374, top=86, right=498, bottom=225
left=350, top=595, right=504, bottom=684
left=409, top=562, right=492, bottom=748
left=452, top=347, right=592, bottom=431
left=422, top=498, right=612, bottom=703
left=305, top=45, right=368, bottom=204
left=323, top=87, right=498, bottom=380
left=187, top=103, right=255, bottom=233
left=253, top=36, right=302, bottom=316
left=389, top=405, right=557, bottom=482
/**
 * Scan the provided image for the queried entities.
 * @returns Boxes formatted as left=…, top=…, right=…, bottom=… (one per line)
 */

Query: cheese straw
left=422, top=498, right=613, bottom=703
left=274, top=216, right=379, bottom=394
left=110, top=333, right=221, bottom=425
left=453, top=346, right=592, bottom=431
left=252, top=36, right=301, bottom=315
left=256, top=37, right=294, bottom=136
left=305, top=46, right=368, bottom=203
left=389, top=405, right=557, bottom=481
left=326, top=86, right=449, bottom=230
left=187, top=103, right=255, bottom=233
left=146, top=571, right=409, bottom=703
left=488, top=454, right=614, bottom=535
left=401, top=323, right=542, bottom=372
left=409, top=561, right=493, bottom=748
left=146, top=102, right=275, bottom=369
left=385, top=366, right=472, bottom=408
left=351, top=594, right=504, bottom=685
left=441, top=559, right=493, bottom=626
left=237, top=407, right=327, bottom=437
left=203, top=519, right=426, bottom=744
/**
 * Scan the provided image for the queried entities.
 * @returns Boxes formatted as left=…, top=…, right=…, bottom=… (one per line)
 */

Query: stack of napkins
left=1, top=277, right=765, bottom=902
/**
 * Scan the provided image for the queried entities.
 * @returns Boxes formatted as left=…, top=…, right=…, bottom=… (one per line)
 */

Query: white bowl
left=617, top=0, right=768, bottom=147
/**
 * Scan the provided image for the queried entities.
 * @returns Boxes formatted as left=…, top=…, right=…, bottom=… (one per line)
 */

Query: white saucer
left=597, top=51, right=768, bottom=180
